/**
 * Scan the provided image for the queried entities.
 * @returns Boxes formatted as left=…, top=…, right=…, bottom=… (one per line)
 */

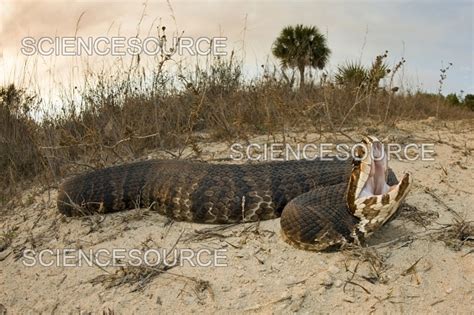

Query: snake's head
left=347, top=135, right=412, bottom=237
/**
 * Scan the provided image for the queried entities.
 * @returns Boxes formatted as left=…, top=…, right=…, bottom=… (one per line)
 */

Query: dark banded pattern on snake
left=57, top=140, right=410, bottom=251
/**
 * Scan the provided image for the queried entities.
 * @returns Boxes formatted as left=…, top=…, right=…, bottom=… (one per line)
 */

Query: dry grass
left=89, top=232, right=213, bottom=298
left=1, top=51, right=473, bottom=209
left=0, top=225, right=18, bottom=252
left=0, top=85, right=46, bottom=203
left=343, top=246, right=390, bottom=286
left=435, top=217, right=474, bottom=251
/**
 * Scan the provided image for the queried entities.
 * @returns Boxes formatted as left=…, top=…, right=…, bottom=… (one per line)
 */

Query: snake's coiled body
left=58, top=159, right=353, bottom=220
left=58, top=138, right=411, bottom=250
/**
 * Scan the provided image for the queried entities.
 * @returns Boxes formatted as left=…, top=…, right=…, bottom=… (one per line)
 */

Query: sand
left=0, top=119, right=473, bottom=314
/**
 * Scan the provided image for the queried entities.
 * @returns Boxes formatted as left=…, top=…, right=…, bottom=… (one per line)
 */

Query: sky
left=0, top=0, right=473, bottom=99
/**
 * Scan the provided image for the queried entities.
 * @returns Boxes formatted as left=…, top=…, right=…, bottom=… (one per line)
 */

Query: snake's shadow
left=365, top=219, right=413, bottom=247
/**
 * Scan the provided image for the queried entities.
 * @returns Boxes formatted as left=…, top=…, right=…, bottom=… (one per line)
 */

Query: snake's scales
left=57, top=156, right=404, bottom=250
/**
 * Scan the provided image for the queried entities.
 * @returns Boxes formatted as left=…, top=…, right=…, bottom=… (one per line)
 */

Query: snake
left=57, top=136, right=412, bottom=251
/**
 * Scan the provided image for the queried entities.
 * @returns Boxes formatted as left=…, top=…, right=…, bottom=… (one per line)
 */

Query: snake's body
left=57, top=138, right=412, bottom=250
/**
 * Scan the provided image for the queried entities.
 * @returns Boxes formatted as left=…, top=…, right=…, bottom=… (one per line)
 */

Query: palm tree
left=272, top=24, right=331, bottom=87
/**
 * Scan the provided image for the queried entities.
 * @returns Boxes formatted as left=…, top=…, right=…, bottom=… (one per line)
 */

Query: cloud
left=0, top=0, right=472, bottom=94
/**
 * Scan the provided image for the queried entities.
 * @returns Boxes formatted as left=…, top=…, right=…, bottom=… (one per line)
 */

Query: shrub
left=446, top=93, right=460, bottom=106
left=0, top=85, right=44, bottom=201
left=335, top=61, right=368, bottom=88
left=464, top=94, right=474, bottom=111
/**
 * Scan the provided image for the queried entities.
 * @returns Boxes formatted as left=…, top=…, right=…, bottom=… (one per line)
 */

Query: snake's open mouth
left=359, top=138, right=393, bottom=198
left=347, top=136, right=412, bottom=235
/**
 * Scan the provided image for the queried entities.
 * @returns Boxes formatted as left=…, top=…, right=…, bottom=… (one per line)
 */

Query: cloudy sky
left=0, top=0, right=472, bottom=97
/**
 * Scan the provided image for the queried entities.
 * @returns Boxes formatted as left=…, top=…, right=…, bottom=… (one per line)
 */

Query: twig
left=401, top=256, right=423, bottom=276
left=346, top=280, right=371, bottom=294
left=39, top=132, right=161, bottom=150
left=244, top=296, right=292, bottom=312
left=423, top=187, right=461, bottom=218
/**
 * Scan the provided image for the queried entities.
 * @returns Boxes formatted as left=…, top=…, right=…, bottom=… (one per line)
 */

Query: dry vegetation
left=0, top=50, right=473, bottom=209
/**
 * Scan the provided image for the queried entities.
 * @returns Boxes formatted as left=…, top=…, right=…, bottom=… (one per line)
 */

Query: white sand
left=1, top=119, right=473, bottom=314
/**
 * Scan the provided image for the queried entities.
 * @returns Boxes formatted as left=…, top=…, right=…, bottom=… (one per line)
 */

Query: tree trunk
left=298, top=65, right=305, bottom=88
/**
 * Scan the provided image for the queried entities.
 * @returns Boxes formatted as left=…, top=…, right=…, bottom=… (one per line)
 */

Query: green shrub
left=464, top=94, right=474, bottom=111
left=335, top=61, right=368, bottom=88
left=446, top=93, right=460, bottom=105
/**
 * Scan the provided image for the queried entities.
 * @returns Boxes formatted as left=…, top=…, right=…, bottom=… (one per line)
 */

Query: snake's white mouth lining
left=358, top=140, right=394, bottom=198
left=350, top=136, right=412, bottom=235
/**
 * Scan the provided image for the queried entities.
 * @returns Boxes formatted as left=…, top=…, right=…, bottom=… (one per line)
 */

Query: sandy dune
left=0, top=119, right=473, bottom=314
